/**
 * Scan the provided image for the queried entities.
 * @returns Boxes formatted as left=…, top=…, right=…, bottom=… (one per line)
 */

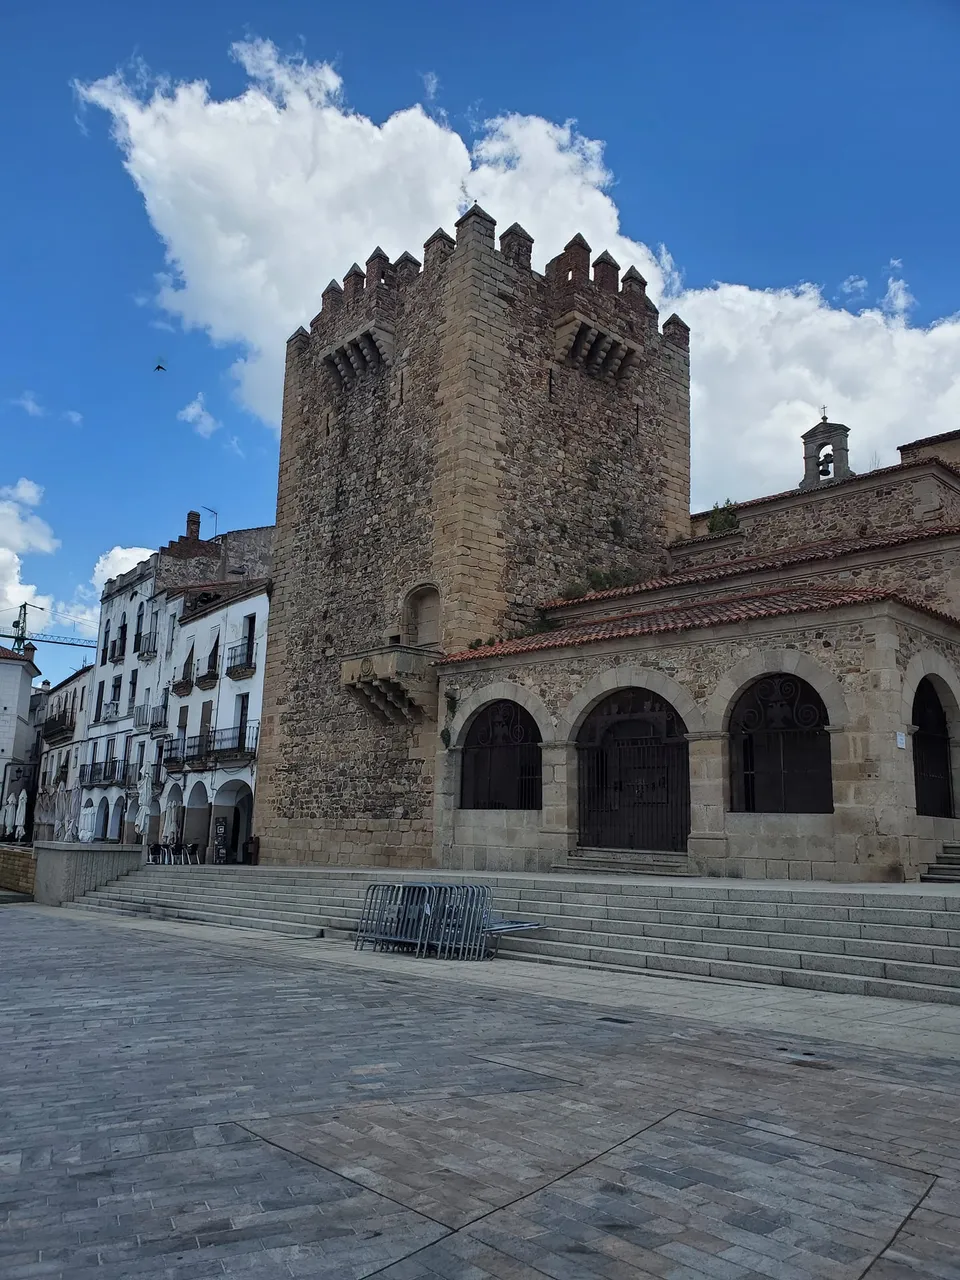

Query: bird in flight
left=154, top=362, right=166, bottom=372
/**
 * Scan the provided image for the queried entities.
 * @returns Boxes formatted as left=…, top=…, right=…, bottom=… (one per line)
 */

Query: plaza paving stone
left=2, top=904, right=960, bottom=1277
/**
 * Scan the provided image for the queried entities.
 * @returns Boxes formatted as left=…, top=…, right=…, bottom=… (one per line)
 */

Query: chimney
left=186, top=511, right=201, bottom=540
left=23, top=642, right=37, bottom=667
left=40, top=679, right=50, bottom=691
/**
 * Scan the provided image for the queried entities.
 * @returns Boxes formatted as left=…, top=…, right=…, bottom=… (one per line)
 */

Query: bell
left=818, top=451, right=834, bottom=477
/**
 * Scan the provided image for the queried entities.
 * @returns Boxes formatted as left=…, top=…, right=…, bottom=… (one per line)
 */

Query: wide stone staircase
left=921, top=843, right=960, bottom=884
left=70, top=865, right=960, bottom=1005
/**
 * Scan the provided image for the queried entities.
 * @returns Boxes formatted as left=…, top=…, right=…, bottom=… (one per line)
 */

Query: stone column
left=685, top=731, right=728, bottom=873
left=539, top=742, right=576, bottom=870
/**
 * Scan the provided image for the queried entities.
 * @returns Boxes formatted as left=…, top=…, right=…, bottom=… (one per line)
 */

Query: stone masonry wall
left=683, top=469, right=960, bottom=568
left=435, top=604, right=960, bottom=882
left=0, top=846, right=35, bottom=895
left=256, top=207, right=692, bottom=866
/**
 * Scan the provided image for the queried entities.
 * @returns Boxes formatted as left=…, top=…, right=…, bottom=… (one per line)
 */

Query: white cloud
left=91, top=546, right=154, bottom=591
left=882, top=274, right=915, bottom=318
left=76, top=40, right=960, bottom=507
left=177, top=391, right=220, bottom=438
left=840, top=275, right=867, bottom=296
left=0, top=478, right=56, bottom=642
left=421, top=71, right=439, bottom=102
left=52, top=545, right=156, bottom=639
left=224, top=434, right=245, bottom=458
left=62, top=409, right=83, bottom=425
left=10, top=390, right=44, bottom=418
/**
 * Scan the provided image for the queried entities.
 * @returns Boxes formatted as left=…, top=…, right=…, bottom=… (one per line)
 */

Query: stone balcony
left=340, top=645, right=440, bottom=724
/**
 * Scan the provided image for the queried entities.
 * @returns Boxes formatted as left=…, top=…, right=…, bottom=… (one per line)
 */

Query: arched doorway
left=108, top=796, right=126, bottom=841
left=211, top=781, right=254, bottom=859
left=729, top=675, right=833, bottom=813
left=94, top=796, right=110, bottom=841
left=460, top=701, right=543, bottom=810
left=577, top=689, right=690, bottom=852
left=913, top=677, right=954, bottom=817
left=403, top=586, right=441, bottom=648
left=183, top=780, right=211, bottom=853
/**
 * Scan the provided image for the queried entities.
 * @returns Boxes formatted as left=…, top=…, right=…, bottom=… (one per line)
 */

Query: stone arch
left=450, top=681, right=556, bottom=748
left=212, top=780, right=255, bottom=857
left=94, top=796, right=110, bottom=841
left=402, top=583, right=442, bottom=648
left=557, top=666, right=704, bottom=744
left=900, top=650, right=960, bottom=731
left=705, top=649, right=849, bottom=734
left=183, top=780, right=211, bottom=852
left=108, top=796, right=126, bottom=841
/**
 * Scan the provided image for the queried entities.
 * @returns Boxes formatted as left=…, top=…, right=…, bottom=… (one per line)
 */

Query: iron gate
left=913, top=678, right=954, bottom=818
left=577, top=691, right=690, bottom=852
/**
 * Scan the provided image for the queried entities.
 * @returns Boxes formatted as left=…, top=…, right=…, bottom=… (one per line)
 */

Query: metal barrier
left=355, top=882, right=540, bottom=960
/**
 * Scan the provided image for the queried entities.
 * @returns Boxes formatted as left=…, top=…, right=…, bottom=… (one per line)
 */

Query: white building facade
left=156, top=578, right=268, bottom=860
left=0, top=642, right=43, bottom=836
left=34, top=663, right=93, bottom=842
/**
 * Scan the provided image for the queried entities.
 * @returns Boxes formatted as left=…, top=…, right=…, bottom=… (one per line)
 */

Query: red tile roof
left=544, top=523, right=960, bottom=609
left=442, top=585, right=959, bottom=664
left=688, top=455, right=960, bottom=521
left=0, top=645, right=26, bottom=661
left=899, top=428, right=960, bottom=452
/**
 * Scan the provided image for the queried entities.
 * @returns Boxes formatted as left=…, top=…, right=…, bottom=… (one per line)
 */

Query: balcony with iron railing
left=225, top=640, right=257, bottom=680
left=109, top=638, right=127, bottom=665
left=133, top=703, right=151, bottom=729
left=80, top=758, right=133, bottom=788
left=149, top=704, right=169, bottom=735
left=165, top=721, right=260, bottom=771
left=195, top=653, right=220, bottom=691
left=171, top=656, right=195, bottom=697
left=101, top=700, right=121, bottom=724
left=41, top=708, right=76, bottom=745
left=135, top=630, right=159, bottom=661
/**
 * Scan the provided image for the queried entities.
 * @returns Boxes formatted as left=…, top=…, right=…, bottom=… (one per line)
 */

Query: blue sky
left=3, top=0, right=959, bottom=683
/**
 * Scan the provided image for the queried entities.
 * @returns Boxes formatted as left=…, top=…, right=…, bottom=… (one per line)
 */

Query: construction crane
left=1, top=602, right=97, bottom=653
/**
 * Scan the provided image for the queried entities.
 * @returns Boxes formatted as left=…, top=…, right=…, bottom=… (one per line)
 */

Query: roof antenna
left=201, top=506, right=219, bottom=538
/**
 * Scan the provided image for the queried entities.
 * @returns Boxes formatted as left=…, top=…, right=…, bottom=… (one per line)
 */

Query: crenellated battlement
left=290, top=206, right=685, bottom=368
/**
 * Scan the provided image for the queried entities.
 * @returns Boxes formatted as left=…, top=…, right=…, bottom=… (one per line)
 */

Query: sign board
left=896, top=731, right=907, bottom=750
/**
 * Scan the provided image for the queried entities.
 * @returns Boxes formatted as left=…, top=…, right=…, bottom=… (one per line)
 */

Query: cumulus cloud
left=177, top=392, right=220, bottom=438
left=10, top=391, right=44, bottom=418
left=840, top=275, right=867, bottom=296
left=0, top=478, right=56, bottom=640
left=53, top=545, right=155, bottom=638
left=76, top=40, right=960, bottom=507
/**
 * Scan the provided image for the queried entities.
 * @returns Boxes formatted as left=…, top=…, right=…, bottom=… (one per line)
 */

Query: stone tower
left=256, top=205, right=691, bottom=866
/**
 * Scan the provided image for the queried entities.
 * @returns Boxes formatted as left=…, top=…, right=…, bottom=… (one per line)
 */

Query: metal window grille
left=576, top=689, right=690, bottom=852
left=913, top=678, right=953, bottom=818
left=729, top=675, right=833, bottom=814
left=460, top=701, right=542, bottom=810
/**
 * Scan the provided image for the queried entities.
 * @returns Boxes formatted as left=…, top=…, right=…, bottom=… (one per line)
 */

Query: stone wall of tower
left=255, top=206, right=691, bottom=867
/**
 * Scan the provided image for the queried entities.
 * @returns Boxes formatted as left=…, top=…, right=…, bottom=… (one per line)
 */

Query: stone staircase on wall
left=920, top=844, right=960, bottom=884
left=70, top=866, right=960, bottom=1006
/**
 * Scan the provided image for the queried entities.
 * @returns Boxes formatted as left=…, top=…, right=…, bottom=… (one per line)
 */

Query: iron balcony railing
left=171, top=721, right=261, bottom=767
left=79, top=759, right=131, bottom=787
left=101, top=700, right=121, bottom=723
left=195, top=654, right=220, bottom=687
left=41, top=708, right=76, bottom=744
left=135, top=631, right=159, bottom=659
left=109, top=639, right=126, bottom=664
left=133, top=703, right=151, bottom=728
left=150, top=705, right=169, bottom=732
left=225, top=640, right=257, bottom=674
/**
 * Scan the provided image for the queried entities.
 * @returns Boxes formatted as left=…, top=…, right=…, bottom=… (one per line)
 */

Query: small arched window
left=460, top=700, right=542, bottom=810
left=135, top=602, right=145, bottom=649
left=729, top=675, right=833, bottom=813
left=101, top=620, right=110, bottom=667
left=403, top=586, right=441, bottom=648
left=913, top=678, right=954, bottom=818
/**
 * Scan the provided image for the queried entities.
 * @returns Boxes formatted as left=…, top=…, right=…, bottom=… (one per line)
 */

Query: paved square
left=2, top=904, right=960, bottom=1278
